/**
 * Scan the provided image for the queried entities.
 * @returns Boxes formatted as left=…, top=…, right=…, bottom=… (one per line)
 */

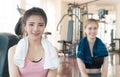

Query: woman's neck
left=28, top=38, right=42, bottom=46
left=87, top=37, right=96, bottom=44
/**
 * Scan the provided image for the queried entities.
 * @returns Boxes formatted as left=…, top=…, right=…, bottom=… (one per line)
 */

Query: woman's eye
left=29, top=24, right=34, bottom=26
left=88, top=27, right=92, bottom=30
left=94, top=27, right=97, bottom=30
left=38, top=24, right=45, bottom=27
left=39, top=25, right=43, bottom=26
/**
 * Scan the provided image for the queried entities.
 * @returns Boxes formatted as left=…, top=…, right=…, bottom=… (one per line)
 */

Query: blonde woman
left=76, top=19, right=108, bottom=77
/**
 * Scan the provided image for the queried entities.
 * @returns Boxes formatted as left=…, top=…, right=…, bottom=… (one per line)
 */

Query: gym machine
left=57, top=0, right=99, bottom=57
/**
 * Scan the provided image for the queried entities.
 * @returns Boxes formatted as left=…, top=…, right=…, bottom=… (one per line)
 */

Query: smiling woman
left=8, top=7, right=60, bottom=77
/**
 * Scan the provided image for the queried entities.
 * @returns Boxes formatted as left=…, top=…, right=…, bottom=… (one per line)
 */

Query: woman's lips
left=32, top=33, right=40, bottom=36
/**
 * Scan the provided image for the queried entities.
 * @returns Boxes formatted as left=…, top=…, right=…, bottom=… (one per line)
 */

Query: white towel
left=14, top=37, right=59, bottom=69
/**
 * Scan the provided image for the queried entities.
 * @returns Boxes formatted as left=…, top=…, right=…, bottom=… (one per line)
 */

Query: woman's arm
left=77, top=58, right=88, bottom=77
left=8, top=45, right=20, bottom=77
left=101, top=56, right=108, bottom=77
left=47, top=69, right=57, bottom=77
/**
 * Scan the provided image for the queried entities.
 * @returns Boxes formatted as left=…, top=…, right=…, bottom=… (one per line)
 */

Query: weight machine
left=57, top=0, right=99, bottom=57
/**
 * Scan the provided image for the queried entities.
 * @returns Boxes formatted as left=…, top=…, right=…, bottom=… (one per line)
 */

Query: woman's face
left=25, top=15, right=45, bottom=40
left=85, top=23, right=98, bottom=39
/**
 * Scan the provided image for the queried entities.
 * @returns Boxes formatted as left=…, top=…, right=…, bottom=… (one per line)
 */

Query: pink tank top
left=18, top=54, right=48, bottom=77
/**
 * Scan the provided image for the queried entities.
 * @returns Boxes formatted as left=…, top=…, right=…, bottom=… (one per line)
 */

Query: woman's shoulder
left=96, top=37, right=102, bottom=41
left=43, top=38, right=54, bottom=47
left=8, top=45, right=17, bottom=55
left=96, top=37, right=104, bottom=45
left=78, top=37, right=87, bottom=44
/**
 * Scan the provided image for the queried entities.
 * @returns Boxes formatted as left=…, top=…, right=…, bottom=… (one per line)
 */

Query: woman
left=8, top=7, right=59, bottom=77
left=76, top=19, right=108, bottom=77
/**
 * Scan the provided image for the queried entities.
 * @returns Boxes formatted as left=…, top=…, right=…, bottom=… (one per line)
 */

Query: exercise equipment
left=57, top=0, right=99, bottom=42
left=57, top=3, right=82, bottom=43
left=57, top=3, right=82, bottom=57
left=57, top=0, right=99, bottom=57
left=98, top=9, right=108, bottom=19
left=0, top=33, right=19, bottom=77
left=0, top=17, right=22, bottom=77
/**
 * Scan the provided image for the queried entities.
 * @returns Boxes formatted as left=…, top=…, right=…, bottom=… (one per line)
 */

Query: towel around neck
left=76, top=37, right=108, bottom=64
left=14, top=37, right=60, bottom=69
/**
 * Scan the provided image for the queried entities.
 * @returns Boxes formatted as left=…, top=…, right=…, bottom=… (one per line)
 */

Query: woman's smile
left=32, top=33, right=40, bottom=36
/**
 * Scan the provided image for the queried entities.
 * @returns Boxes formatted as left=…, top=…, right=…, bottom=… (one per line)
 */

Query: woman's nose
left=33, top=26, right=39, bottom=31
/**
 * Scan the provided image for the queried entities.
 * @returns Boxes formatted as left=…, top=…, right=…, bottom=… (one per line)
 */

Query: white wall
left=0, top=0, right=21, bottom=34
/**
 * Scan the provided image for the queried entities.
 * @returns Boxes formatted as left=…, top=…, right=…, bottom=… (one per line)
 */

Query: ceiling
left=62, top=0, right=120, bottom=5
left=62, top=0, right=120, bottom=14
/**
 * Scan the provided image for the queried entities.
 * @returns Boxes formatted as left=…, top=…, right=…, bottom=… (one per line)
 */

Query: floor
left=57, top=52, right=120, bottom=77
left=108, top=52, right=120, bottom=77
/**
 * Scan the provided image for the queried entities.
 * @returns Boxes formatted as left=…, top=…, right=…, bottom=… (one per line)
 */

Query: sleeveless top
left=18, top=53, right=48, bottom=77
left=85, top=56, right=104, bottom=69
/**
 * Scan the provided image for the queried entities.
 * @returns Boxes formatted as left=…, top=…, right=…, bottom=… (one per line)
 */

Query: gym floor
left=57, top=52, right=120, bottom=77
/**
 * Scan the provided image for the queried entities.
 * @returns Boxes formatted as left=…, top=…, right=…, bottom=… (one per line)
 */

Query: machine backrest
left=0, top=33, right=19, bottom=77
left=0, top=17, right=22, bottom=77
